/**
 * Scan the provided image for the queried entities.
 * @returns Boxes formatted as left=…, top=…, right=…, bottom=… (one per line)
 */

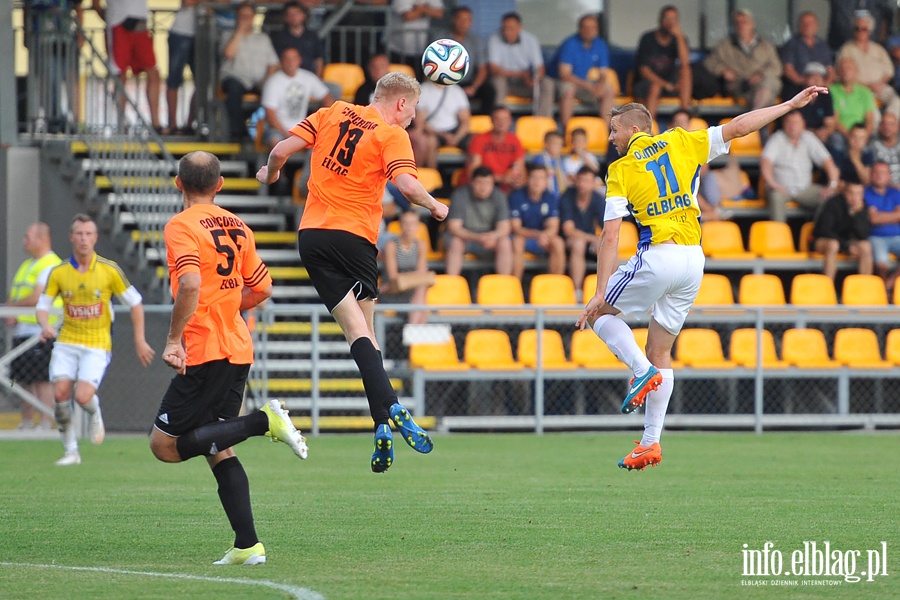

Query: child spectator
left=532, top=131, right=567, bottom=196
left=561, top=127, right=600, bottom=183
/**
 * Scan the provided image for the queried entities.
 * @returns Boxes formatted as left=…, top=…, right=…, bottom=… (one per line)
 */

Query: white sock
left=641, top=368, right=674, bottom=446
left=592, top=314, right=653, bottom=377
left=63, top=423, right=78, bottom=454
left=82, top=394, right=99, bottom=415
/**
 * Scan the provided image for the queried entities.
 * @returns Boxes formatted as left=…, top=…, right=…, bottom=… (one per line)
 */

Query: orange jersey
left=290, top=101, right=418, bottom=244
left=164, top=203, right=273, bottom=366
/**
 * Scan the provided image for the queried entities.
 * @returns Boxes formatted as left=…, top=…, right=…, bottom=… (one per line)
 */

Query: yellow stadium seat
left=409, top=339, right=469, bottom=371
left=517, top=329, right=578, bottom=369
left=885, top=329, right=900, bottom=365
left=687, top=117, right=708, bottom=131
left=782, top=328, right=839, bottom=368
left=464, top=329, right=524, bottom=370
left=469, top=114, right=492, bottom=135
left=322, top=62, right=365, bottom=101
left=701, top=221, right=754, bottom=259
left=798, top=221, right=816, bottom=254
left=618, top=220, right=639, bottom=259
left=738, top=274, right=786, bottom=305
left=515, top=116, right=559, bottom=153
left=694, top=273, right=735, bottom=306
left=570, top=329, right=627, bottom=369
left=416, top=167, right=443, bottom=193
left=719, top=117, right=761, bottom=156
left=389, top=63, right=415, bottom=77
left=633, top=328, right=649, bottom=354
left=565, top=116, right=608, bottom=154
left=729, top=329, right=788, bottom=368
left=790, top=274, right=837, bottom=306
left=476, top=274, right=525, bottom=306
left=675, top=328, right=735, bottom=368
left=894, top=284, right=900, bottom=305
left=748, top=221, right=807, bottom=259
left=529, top=274, right=577, bottom=305
left=833, top=328, right=891, bottom=368
left=583, top=274, right=597, bottom=303
left=841, top=274, right=888, bottom=306
left=588, top=66, right=621, bottom=95
left=426, top=274, right=471, bottom=306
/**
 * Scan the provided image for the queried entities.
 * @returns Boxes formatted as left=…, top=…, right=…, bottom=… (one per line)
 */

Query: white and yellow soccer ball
left=421, top=39, right=470, bottom=86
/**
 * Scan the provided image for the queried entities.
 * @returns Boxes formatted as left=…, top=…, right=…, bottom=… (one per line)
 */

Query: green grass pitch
left=0, top=432, right=897, bottom=599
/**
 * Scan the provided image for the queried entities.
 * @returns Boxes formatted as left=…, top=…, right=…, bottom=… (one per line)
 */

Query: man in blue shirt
left=864, top=161, right=900, bottom=281
left=560, top=166, right=606, bottom=300
left=553, top=14, right=614, bottom=128
left=508, top=163, right=565, bottom=280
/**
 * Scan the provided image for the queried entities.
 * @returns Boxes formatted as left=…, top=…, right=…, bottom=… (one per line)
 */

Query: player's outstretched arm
left=394, top=173, right=449, bottom=221
left=257, top=135, right=310, bottom=185
left=129, top=303, right=155, bottom=367
left=162, top=273, right=200, bottom=375
left=721, top=85, right=829, bottom=143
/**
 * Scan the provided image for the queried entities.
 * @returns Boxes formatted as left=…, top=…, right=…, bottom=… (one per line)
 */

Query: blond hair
left=373, top=72, right=420, bottom=102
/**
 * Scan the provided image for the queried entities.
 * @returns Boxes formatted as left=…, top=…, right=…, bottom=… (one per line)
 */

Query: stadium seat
left=589, top=66, right=621, bottom=96
left=782, top=328, right=839, bottom=368
left=409, top=339, right=469, bottom=371
left=633, top=328, right=649, bottom=354
left=790, top=274, right=838, bottom=306
left=738, top=274, right=786, bottom=306
left=675, top=328, right=735, bottom=368
left=583, top=274, right=597, bottom=303
left=565, top=116, right=608, bottom=154
left=416, top=167, right=443, bottom=193
left=517, top=329, right=578, bottom=369
left=701, top=221, right=754, bottom=259
left=570, top=329, right=626, bottom=369
left=322, top=63, right=365, bottom=101
left=476, top=274, right=525, bottom=305
left=687, top=117, right=708, bottom=131
left=719, top=118, right=761, bottom=156
left=618, top=220, right=639, bottom=259
left=389, top=63, right=415, bottom=77
left=425, top=275, right=473, bottom=315
left=515, top=116, right=559, bottom=153
left=748, top=221, right=807, bottom=259
left=469, top=114, right=492, bottom=135
left=885, top=329, right=900, bottom=365
left=833, top=328, right=891, bottom=368
left=841, top=274, right=888, bottom=305
left=464, top=329, right=524, bottom=370
left=798, top=221, right=816, bottom=254
left=529, top=274, right=577, bottom=305
left=694, top=273, right=735, bottom=306
left=729, top=329, right=787, bottom=368
left=385, top=220, right=443, bottom=261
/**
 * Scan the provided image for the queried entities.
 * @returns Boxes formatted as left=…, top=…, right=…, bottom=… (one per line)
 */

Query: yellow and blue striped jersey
left=43, top=254, right=132, bottom=351
left=605, top=126, right=729, bottom=247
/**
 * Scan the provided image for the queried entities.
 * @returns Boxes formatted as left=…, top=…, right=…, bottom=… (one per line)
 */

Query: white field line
left=0, top=562, right=324, bottom=600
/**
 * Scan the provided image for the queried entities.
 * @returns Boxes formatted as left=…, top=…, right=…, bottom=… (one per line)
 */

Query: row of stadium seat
left=410, top=327, right=900, bottom=371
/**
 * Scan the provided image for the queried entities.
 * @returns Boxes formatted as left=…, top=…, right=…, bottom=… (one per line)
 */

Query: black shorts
left=298, top=228, right=379, bottom=312
left=10, top=336, right=53, bottom=385
left=153, top=359, right=250, bottom=437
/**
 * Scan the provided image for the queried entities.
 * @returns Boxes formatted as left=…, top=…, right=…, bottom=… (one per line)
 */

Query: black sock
left=350, top=337, right=397, bottom=426
left=176, top=411, right=269, bottom=461
left=212, top=456, right=258, bottom=549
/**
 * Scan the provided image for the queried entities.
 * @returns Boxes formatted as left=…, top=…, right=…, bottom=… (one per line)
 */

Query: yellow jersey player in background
left=36, top=214, right=155, bottom=466
left=576, top=85, right=829, bottom=471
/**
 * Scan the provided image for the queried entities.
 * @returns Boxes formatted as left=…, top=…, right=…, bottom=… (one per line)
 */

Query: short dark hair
left=526, top=162, right=547, bottom=175
left=659, top=5, right=678, bottom=18
left=569, top=127, right=587, bottom=139
left=70, top=213, right=94, bottom=233
left=451, top=6, right=472, bottom=17
left=544, top=130, right=563, bottom=143
left=501, top=12, right=521, bottom=23
left=576, top=165, right=597, bottom=177
left=471, top=166, right=494, bottom=180
left=178, top=151, right=221, bottom=195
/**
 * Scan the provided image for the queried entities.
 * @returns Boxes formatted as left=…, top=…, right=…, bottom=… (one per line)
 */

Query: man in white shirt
left=261, top=47, right=333, bottom=149
left=408, top=80, right=471, bottom=168
left=488, top=12, right=554, bottom=117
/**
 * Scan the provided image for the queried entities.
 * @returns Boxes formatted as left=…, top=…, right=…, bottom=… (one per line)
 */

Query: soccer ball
left=422, top=39, right=470, bottom=85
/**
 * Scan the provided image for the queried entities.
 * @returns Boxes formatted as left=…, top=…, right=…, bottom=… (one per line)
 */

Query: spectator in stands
left=164, top=0, right=197, bottom=135
left=703, top=9, right=782, bottom=112
left=560, top=166, right=605, bottom=299
left=828, top=1, right=893, bottom=50
left=830, top=57, right=878, bottom=143
left=797, top=62, right=837, bottom=145
left=781, top=11, right=834, bottom=100
left=670, top=109, right=730, bottom=221
left=553, top=13, right=615, bottom=128
left=408, top=79, right=471, bottom=168
left=354, top=53, right=390, bottom=106
left=508, top=163, right=565, bottom=280
left=488, top=12, right=555, bottom=118
left=466, top=105, right=527, bottom=194
left=761, top=110, right=840, bottom=223
left=812, top=181, right=873, bottom=282
left=836, top=12, right=900, bottom=118
left=379, top=210, right=432, bottom=325
left=561, top=127, right=600, bottom=183
left=444, top=166, right=514, bottom=276
left=632, top=5, right=692, bottom=119
left=260, top=47, right=333, bottom=149
left=386, top=0, right=444, bottom=78
left=864, top=161, right=900, bottom=282
left=91, top=0, right=162, bottom=131
left=269, top=0, right=340, bottom=101
left=835, top=124, right=874, bottom=185
left=869, top=110, right=900, bottom=182
left=219, top=2, right=280, bottom=142
left=437, top=5, right=496, bottom=114
left=532, top=131, right=567, bottom=196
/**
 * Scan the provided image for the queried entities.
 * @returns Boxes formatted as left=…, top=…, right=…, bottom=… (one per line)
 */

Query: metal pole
left=753, top=307, right=764, bottom=434
left=535, top=308, right=545, bottom=435
left=311, top=307, right=321, bottom=436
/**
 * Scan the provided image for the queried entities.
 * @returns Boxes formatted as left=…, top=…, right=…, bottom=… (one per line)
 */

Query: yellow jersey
left=605, top=126, right=729, bottom=247
left=43, top=254, right=134, bottom=351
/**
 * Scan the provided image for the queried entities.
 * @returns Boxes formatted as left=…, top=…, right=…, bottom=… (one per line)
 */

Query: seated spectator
left=781, top=11, right=835, bottom=100
left=830, top=57, right=877, bottom=144
left=834, top=124, right=873, bottom=186
left=219, top=2, right=280, bottom=141
left=552, top=13, right=615, bottom=127
left=797, top=62, right=837, bottom=146
left=437, top=5, right=496, bottom=114
left=812, top=181, right=873, bottom=281
left=408, top=80, right=471, bottom=168
left=444, top=166, right=513, bottom=276
left=561, top=127, right=600, bottom=183
left=761, top=110, right=840, bottom=223
left=828, top=1, right=893, bottom=49
left=165, top=0, right=197, bottom=135
left=354, top=53, right=389, bottom=106
left=379, top=210, right=432, bottom=324
left=488, top=12, right=555, bottom=118
left=269, top=1, right=340, bottom=100
left=703, top=9, right=782, bottom=111
left=869, top=111, right=900, bottom=182
left=532, top=131, right=567, bottom=196
left=508, top=164, right=565, bottom=280
left=836, top=11, right=900, bottom=118
left=864, top=161, right=900, bottom=282
left=386, top=0, right=444, bottom=78
left=560, top=166, right=605, bottom=298
left=466, top=105, right=527, bottom=194
left=632, top=5, right=692, bottom=119
left=260, top=47, right=333, bottom=149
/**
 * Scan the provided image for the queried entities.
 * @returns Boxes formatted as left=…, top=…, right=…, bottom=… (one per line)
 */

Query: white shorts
left=604, top=244, right=705, bottom=335
left=49, top=342, right=111, bottom=388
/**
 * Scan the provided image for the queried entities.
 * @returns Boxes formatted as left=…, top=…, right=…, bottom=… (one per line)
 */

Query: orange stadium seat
left=464, top=329, right=524, bottom=370
left=515, top=116, right=559, bottom=153
left=748, top=221, right=807, bottom=259
left=469, top=114, right=492, bottom=135
left=476, top=274, right=525, bottom=306
left=426, top=274, right=472, bottom=309
left=389, top=63, right=415, bottom=77
left=798, top=222, right=816, bottom=254
left=618, top=221, right=639, bottom=259
left=885, top=329, right=900, bottom=365
left=517, top=329, right=578, bottom=369
left=409, top=339, right=469, bottom=371
left=694, top=273, right=735, bottom=306
left=675, top=328, right=735, bottom=368
left=719, top=118, right=761, bottom=156
left=701, top=221, right=754, bottom=259
left=841, top=274, right=888, bottom=305
left=416, top=167, right=443, bottom=193
left=565, top=116, right=608, bottom=154
left=782, top=328, right=839, bottom=368
left=529, top=274, right=577, bottom=306
left=322, top=63, right=365, bottom=101
left=833, top=328, right=891, bottom=368
left=790, top=274, right=837, bottom=306
left=729, top=329, right=787, bottom=368
left=738, top=274, right=786, bottom=306
left=687, top=117, right=708, bottom=131
left=583, top=274, right=597, bottom=303
left=570, top=329, right=626, bottom=369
